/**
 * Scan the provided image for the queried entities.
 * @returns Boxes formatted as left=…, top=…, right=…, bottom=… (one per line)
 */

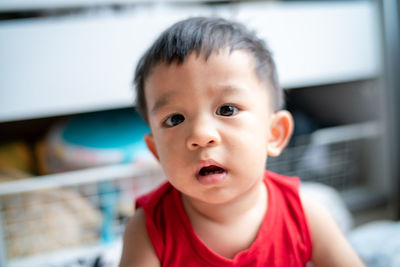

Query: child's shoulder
left=300, top=192, right=365, bottom=267
left=119, top=182, right=174, bottom=267
left=267, top=171, right=364, bottom=266
left=119, top=209, right=160, bottom=267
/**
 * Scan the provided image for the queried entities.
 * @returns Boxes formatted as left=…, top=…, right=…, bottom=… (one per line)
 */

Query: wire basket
left=0, top=165, right=165, bottom=264
left=268, top=122, right=379, bottom=190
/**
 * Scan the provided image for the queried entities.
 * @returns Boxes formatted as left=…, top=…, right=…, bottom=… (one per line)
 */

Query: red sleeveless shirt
left=136, top=171, right=312, bottom=266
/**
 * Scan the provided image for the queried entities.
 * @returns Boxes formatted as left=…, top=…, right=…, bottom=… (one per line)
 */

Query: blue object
left=98, top=181, right=119, bottom=244
left=62, top=109, right=150, bottom=163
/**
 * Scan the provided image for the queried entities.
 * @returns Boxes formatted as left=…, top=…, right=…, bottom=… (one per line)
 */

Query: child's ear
left=267, top=110, right=294, bottom=157
left=144, top=133, right=159, bottom=161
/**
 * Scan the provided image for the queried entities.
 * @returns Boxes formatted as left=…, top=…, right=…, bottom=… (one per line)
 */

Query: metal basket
left=0, top=164, right=165, bottom=266
left=268, top=122, right=379, bottom=190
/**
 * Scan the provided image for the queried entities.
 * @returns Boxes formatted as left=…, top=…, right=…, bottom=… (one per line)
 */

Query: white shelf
left=0, top=1, right=380, bottom=122
left=0, top=162, right=161, bottom=196
left=0, top=0, right=138, bottom=11
left=0, top=0, right=225, bottom=12
left=236, top=1, right=381, bottom=89
left=0, top=5, right=217, bottom=123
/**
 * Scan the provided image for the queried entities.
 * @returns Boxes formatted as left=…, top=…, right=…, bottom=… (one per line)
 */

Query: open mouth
left=199, top=165, right=226, bottom=176
left=195, top=160, right=228, bottom=185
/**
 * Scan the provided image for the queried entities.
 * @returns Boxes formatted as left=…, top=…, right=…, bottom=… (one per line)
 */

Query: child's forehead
left=151, top=48, right=258, bottom=77
left=145, top=49, right=272, bottom=109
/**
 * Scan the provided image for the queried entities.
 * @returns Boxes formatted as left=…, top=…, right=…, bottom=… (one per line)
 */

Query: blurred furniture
left=0, top=1, right=378, bottom=122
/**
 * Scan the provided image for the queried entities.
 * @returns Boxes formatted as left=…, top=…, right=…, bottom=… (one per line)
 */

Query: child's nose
left=186, top=118, right=221, bottom=150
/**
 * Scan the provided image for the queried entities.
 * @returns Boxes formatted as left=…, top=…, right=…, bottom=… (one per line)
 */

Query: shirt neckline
left=173, top=172, right=277, bottom=265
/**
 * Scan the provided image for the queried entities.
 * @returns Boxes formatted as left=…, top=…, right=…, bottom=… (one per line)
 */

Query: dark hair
left=134, top=16, right=283, bottom=123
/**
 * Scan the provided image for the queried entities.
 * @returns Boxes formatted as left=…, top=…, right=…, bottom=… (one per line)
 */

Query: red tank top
left=136, top=171, right=312, bottom=266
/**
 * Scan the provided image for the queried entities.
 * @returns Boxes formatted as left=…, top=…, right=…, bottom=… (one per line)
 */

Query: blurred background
left=0, top=0, right=399, bottom=266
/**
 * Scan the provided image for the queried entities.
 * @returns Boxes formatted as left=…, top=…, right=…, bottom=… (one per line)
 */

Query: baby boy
left=119, top=17, right=364, bottom=267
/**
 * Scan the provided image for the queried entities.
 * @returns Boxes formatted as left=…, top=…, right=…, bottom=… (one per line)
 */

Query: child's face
left=144, top=49, right=284, bottom=204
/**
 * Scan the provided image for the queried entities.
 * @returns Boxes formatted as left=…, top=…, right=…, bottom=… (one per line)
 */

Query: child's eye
left=163, top=114, right=185, bottom=127
left=216, top=105, right=238, bottom=117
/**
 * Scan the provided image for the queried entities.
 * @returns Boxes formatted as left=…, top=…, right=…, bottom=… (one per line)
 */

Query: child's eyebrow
left=219, top=85, right=246, bottom=95
left=215, top=85, right=249, bottom=99
left=150, top=91, right=176, bottom=115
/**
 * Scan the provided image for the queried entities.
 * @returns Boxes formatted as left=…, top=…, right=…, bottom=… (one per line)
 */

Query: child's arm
left=119, top=209, right=160, bottom=267
left=301, top=195, right=365, bottom=267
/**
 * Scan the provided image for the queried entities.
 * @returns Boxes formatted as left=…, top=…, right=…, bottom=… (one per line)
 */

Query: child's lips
left=195, top=160, right=227, bottom=186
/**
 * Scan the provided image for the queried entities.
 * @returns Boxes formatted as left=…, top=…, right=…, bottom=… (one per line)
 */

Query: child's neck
left=181, top=178, right=268, bottom=258
left=183, top=178, right=267, bottom=223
